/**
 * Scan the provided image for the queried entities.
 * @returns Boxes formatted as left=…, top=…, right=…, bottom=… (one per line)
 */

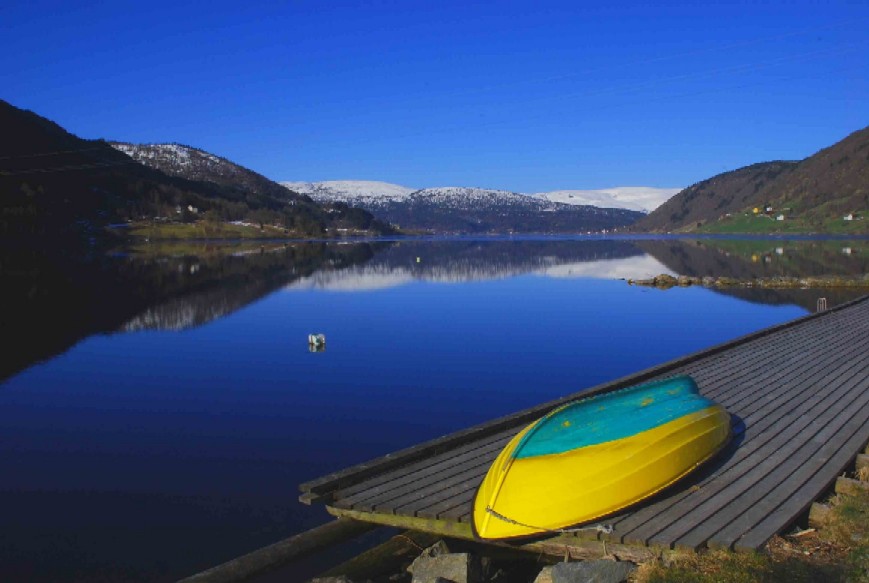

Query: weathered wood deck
left=300, top=295, right=869, bottom=555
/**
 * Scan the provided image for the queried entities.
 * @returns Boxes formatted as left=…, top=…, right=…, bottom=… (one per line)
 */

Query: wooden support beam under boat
left=177, top=518, right=377, bottom=583
left=325, top=506, right=678, bottom=564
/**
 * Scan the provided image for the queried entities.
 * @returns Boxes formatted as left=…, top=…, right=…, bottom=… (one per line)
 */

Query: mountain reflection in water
left=3, top=236, right=866, bottom=382
left=1, top=235, right=866, bottom=583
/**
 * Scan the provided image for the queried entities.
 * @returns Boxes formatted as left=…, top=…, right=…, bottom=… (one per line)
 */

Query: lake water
left=1, top=235, right=866, bottom=582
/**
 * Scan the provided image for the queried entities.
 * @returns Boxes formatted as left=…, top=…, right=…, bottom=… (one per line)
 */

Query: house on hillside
left=844, top=213, right=854, bottom=221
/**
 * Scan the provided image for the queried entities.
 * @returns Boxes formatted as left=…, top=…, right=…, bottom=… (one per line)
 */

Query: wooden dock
left=299, top=295, right=869, bottom=557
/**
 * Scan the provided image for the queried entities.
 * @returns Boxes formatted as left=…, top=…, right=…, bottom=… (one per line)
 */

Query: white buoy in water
left=308, top=333, right=326, bottom=346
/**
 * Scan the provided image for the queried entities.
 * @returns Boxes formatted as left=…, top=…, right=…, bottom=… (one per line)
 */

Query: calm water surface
left=1, top=236, right=866, bottom=582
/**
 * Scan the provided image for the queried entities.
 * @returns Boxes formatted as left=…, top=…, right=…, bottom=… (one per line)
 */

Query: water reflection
left=1, top=235, right=866, bottom=583
left=636, top=238, right=868, bottom=310
left=1, top=241, right=381, bottom=381
left=2, top=236, right=866, bottom=382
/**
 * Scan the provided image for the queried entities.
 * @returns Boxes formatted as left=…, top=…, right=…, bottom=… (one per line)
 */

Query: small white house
left=776, top=214, right=785, bottom=221
left=844, top=213, right=853, bottom=221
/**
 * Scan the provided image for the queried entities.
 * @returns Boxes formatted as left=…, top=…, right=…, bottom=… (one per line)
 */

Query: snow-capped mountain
left=281, top=180, right=415, bottom=206
left=407, top=186, right=558, bottom=210
left=284, top=181, right=680, bottom=214
left=110, top=143, right=394, bottom=234
left=531, top=187, right=681, bottom=213
left=280, top=180, right=648, bottom=233
left=112, top=142, right=307, bottom=202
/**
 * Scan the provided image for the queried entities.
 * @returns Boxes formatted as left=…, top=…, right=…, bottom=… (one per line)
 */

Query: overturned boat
left=472, top=375, right=732, bottom=540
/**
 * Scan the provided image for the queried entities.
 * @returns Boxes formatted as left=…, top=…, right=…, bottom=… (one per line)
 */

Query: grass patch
left=695, top=213, right=868, bottom=235
left=633, top=546, right=843, bottom=583
left=121, top=220, right=295, bottom=240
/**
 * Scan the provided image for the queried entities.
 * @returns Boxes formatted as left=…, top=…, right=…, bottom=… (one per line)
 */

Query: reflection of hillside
left=637, top=238, right=867, bottom=278
left=286, top=239, right=652, bottom=290
left=7, top=236, right=864, bottom=381
left=637, top=238, right=868, bottom=310
left=1, top=242, right=380, bottom=382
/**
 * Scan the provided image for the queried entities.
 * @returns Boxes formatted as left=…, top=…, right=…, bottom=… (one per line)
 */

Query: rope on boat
left=485, top=507, right=613, bottom=535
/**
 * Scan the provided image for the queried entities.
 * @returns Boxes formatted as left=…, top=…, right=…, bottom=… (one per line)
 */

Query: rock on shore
left=626, top=274, right=869, bottom=289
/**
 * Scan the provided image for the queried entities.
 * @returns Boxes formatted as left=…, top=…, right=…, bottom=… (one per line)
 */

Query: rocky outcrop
left=628, top=274, right=869, bottom=289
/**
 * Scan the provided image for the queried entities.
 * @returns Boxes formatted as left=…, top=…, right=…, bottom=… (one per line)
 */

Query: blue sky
left=2, top=0, right=867, bottom=192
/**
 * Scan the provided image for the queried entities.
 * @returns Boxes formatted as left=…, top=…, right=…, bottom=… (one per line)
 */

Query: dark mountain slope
left=635, top=125, right=869, bottom=233
left=109, top=141, right=395, bottom=235
left=636, top=161, right=798, bottom=232
left=762, top=125, right=869, bottom=221
left=110, top=142, right=310, bottom=203
left=0, top=100, right=392, bottom=242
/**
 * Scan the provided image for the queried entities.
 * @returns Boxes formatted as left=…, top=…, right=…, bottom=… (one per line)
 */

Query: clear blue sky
left=2, top=0, right=867, bottom=192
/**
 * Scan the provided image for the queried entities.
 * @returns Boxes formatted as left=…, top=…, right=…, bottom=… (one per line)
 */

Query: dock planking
left=300, top=295, right=869, bottom=553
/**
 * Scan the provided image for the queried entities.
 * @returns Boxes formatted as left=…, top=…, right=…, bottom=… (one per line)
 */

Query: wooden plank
left=300, top=296, right=868, bottom=500
left=608, top=331, right=869, bottom=542
left=177, top=518, right=377, bottom=583
left=697, top=326, right=865, bottom=415
left=365, top=456, right=495, bottom=515
left=671, top=325, right=857, bottom=422
left=616, top=352, right=869, bottom=546
left=702, top=374, right=869, bottom=550
left=733, top=407, right=869, bottom=552
left=694, top=318, right=863, bottom=407
left=326, top=506, right=475, bottom=539
left=417, top=482, right=479, bottom=521
left=665, top=361, right=869, bottom=550
left=335, top=429, right=514, bottom=508
left=688, top=316, right=844, bottom=397
left=315, top=531, right=444, bottom=582
left=325, top=507, right=675, bottom=564
left=335, top=427, right=517, bottom=500
left=680, top=330, right=824, bottom=399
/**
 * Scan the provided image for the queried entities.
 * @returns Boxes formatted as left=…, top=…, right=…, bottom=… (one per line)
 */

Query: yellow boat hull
left=472, top=377, right=731, bottom=540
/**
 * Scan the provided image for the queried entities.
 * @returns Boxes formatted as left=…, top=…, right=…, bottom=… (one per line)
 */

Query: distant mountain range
left=108, top=141, right=393, bottom=235
left=635, top=125, right=869, bottom=233
left=5, top=98, right=864, bottom=240
left=282, top=181, right=678, bottom=213
left=530, top=187, right=680, bottom=213
left=280, top=181, right=660, bottom=233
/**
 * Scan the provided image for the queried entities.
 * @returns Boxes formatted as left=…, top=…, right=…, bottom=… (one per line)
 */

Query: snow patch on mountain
left=113, top=143, right=222, bottom=168
left=281, top=180, right=415, bottom=203
left=532, top=187, right=681, bottom=213
left=409, top=186, right=553, bottom=208
left=282, top=180, right=680, bottom=213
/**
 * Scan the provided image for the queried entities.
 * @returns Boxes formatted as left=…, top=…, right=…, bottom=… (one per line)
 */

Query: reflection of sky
left=284, top=254, right=675, bottom=292
left=0, top=247, right=809, bottom=582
